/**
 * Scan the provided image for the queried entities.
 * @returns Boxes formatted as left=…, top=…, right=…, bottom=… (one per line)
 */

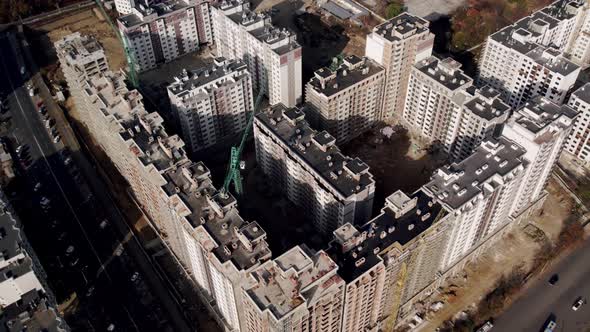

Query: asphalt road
left=493, top=236, right=590, bottom=332
left=0, top=30, right=172, bottom=331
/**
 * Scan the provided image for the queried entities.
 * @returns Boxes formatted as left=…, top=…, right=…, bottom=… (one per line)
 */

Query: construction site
left=17, top=1, right=589, bottom=331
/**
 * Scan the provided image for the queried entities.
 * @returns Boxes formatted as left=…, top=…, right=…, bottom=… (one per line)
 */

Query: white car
left=573, top=297, right=585, bottom=311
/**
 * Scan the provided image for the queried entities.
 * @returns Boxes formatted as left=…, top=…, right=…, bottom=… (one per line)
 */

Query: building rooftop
left=162, top=160, right=272, bottom=270
left=372, top=12, right=431, bottom=42
left=423, top=137, right=527, bottom=211
left=118, top=0, right=192, bottom=28
left=570, top=82, right=590, bottom=104
left=415, top=57, right=472, bottom=91
left=463, top=86, right=511, bottom=121
left=86, top=71, right=188, bottom=172
left=511, top=96, right=578, bottom=135
left=167, top=58, right=250, bottom=98
left=54, top=32, right=105, bottom=65
left=328, top=189, right=445, bottom=282
left=216, top=0, right=301, bottom=56
left=245, top=245, right=343, bottom=320
left=488, top=0, right=582, bottom=76
left=255, top=104, right=375, bottom=198
left=307, top=55, right=384, bottom=97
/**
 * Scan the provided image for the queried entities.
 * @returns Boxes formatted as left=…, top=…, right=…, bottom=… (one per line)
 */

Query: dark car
left=549, top=274, right=559, bottom=285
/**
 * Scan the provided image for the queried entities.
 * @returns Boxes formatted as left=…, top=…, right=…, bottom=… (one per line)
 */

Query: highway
left=0, top=29, right=176, bottom=331
left=493, top=236, right=590, bottom=332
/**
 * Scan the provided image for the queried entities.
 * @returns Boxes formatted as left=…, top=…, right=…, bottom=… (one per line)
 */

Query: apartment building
left=71, top=70, right=272, bottom=331
left=568, top=2, right=590, bottom=67
left=76, top=71, right=190, bottom=242
left=162, top=160, right=272, bottom=330
left=502, top=96, right=578, bottom=215
left=243, top=246, right=345, bottom=332
left=55, top=33, right=109, bottom=123
left=117, top=0, right=211, bottom=72
left=478, top=0, right=585, bottom=108
left=114, top=0, right=137, bottom=14
left=305, top=54, right=386, bottom=143
left=211, top=0, right=302, bottom=107
left=450, top=86, right=511, bottom=161
left=254, top=104, right=375, bottom=235
left=168, top=57, right=253, bottom=153
left=365, top=12, right=434, bottom=119
left=0, top=192, right=67, bottom=332
left=327, top=189, right=450, bottom=331
left=423, top=137, right=528, bottom=270
left=403, top=56, right=473, bottom=150
left=565, top=83, right=590, bottom=165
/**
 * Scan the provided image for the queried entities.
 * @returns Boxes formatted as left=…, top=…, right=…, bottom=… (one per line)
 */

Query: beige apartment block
left=243, top=245, right=345, bottom=332
left=328, top=188, right=451, bottom=331
left=365, top=12, right=434, bottom=119
left=305, top=54, right=386, bottom=144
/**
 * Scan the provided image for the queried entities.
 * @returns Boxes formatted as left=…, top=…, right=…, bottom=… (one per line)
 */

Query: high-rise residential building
left=243, top=246, right=345, bottom=332
left=305, top=54, right=386, bottom=143
left=478, top=0, right=586, bottom=108
left=423, top=137, right=528, bottom=269
left=450, top=86, right=511, bottom=161
left=565, top=83, right=590, bottom=164
left=568, top=3, right=590, bottom=67
left=403, top=56, right=473, bottom=150
left=254, top=104, right=375, bottom=235
left=365, top=12, right=434, bottom=119
left=328, top=189, right=451, bottom=331
left=167, top=58, right=253, bottom=153
left=502, top=96, right=578, bottom=215
left=162, top=160, right=272, bottom=331
left=114, top=0, right=137, bottom=15
left=211, top=0, right=302, bottom=107
left=70, top=70, right=272, bottom=331
left=117, top=0, right=211, bottom=72
left=0, top=192, right=67, bottom=332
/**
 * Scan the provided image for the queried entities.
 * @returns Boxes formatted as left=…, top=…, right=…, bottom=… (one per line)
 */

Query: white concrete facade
left=502, top=96, right=578, bottom=215
left=565, top=83, right=590, bottom=164
left=211, top=0, right=302, bottom=107
left=168, top=58, right=253, bottom=153
left=478, top=0, right=587, bottom=108
left=254, top=105, right=375, bottom=235
left=118, top=0, right=203, bottom=72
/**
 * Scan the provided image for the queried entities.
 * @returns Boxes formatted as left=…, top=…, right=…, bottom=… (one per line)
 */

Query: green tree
left=385, top=2, right=404, bottom=19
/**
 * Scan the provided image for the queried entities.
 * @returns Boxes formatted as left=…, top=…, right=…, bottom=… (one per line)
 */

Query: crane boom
left=94, top=0, right=138, bottom=87
left=221, top=90, right=265, bottom=196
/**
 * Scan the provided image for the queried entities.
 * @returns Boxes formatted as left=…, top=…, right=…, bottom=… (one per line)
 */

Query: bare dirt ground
left=37, top=8, right=126, bottom=72
left=341, top=123, right=448, bottom=212
left=404, top=0, right=467, bottom=20
left=417, top=179, right=577, bottom=331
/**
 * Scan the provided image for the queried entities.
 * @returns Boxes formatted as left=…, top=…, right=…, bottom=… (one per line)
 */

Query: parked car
left=572, top=297, right=585, bottom=311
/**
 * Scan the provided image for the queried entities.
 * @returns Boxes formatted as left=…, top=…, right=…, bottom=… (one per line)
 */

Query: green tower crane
left=220, top=90, right=265, bottom=197
left=95, top=0, right=139, bottom=87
